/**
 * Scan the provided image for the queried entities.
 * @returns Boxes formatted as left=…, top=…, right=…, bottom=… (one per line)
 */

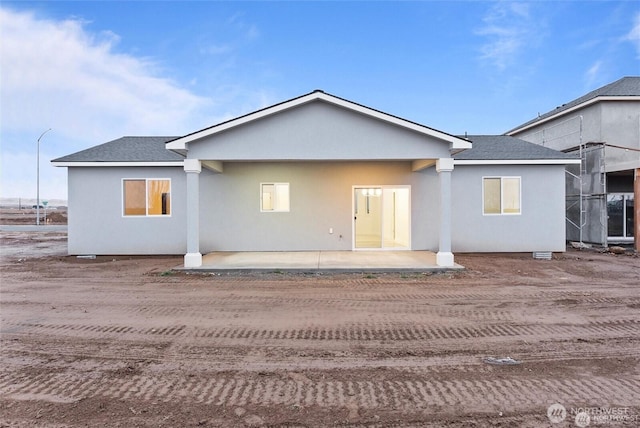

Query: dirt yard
left=1, top=230, right=639, bottom=427
left=0, top=208, right=67, bottom=225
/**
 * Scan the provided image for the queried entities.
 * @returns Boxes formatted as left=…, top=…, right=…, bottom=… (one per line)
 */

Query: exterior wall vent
left=532, top=251, right=553, bottom=260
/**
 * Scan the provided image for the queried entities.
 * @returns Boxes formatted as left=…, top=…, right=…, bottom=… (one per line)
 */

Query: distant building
left=507, top=77, right=640, bottom=249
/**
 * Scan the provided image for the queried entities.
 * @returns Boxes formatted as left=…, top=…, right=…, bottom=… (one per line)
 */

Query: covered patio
left=178, top=250, right=464, bottom=272
left=165, top=91, right=472, bottom=269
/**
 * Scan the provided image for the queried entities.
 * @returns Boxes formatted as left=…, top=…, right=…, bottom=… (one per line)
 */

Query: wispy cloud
left=0, top=7, right=212, bottom=198
left=476, top=2, right=542, bottom=71
left=583, top=9, right=640, bottom=89
left=227, top=11, right=260, bottom=41
left=624, top=11, right=640, bottom=58
left=0, top=7, right=210, bottom=143
left=200, top=43, right=233, bottom=55
left=585, top=60, right=603, bottom=87
left=198, top=20, right=259, bottom=57
left=245, top=24, right=260, bottom=41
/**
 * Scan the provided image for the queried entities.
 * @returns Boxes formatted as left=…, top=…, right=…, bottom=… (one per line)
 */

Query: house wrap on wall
left=507, top=76, right=640, bottom=250
left=53, top=90, right=579, bottom=268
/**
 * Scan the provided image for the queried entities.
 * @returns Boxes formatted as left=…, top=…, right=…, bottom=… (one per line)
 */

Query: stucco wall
left=512, top=100, right=640, bottom=172
left=451, top=164, right=567, bottom=252
left=66, top=162, right=568, bottom=255
left=198, top=162, right=439, bottom=252
left=600, top=101, right=640, bottom=171
left=513, top=104, right=602, bottom=151
left=67, top=166, right=187, bottom=255
left=187, top=101, right=452, bottom=161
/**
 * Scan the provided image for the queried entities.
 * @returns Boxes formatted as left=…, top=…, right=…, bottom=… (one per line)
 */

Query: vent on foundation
left=533, top=251, right=552, bottom=260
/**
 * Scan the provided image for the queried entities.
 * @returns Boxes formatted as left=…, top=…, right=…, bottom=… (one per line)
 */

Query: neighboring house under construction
left=507, top=76, right=640, bottom=250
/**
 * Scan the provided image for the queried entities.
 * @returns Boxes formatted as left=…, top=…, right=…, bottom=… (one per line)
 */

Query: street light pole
left=36, top=128, right=52, bottom=226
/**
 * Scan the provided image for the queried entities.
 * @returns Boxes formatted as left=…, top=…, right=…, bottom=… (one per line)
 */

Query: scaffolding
left=525, top=115, right=608, bottom=246
left=565, top=142, right=607, bottom=246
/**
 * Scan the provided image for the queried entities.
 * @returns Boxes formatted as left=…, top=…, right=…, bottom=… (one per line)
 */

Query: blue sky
left=1, top=1, right=639, bottom=200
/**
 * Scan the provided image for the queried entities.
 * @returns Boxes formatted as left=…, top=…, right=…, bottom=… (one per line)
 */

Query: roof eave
left=451, top=140, right=472, bottom=150
left=454, top=159, right=581, bottom=165
left=506, top=95, right=640, bottom=135
left=51, top=161, right=185, bottom=167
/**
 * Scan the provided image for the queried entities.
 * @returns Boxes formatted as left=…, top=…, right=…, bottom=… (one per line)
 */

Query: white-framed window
left=607, top=193, right=634, bottom=238
left=260, top=183, right=289, bottom=212
left=483, top=177, right=521, bottom=215
left=123, top=178, right=171, bottom=217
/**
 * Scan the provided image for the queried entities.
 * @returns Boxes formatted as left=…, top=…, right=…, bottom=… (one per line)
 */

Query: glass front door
left=354, top=187, right=410, bottom=249
left=607, top=193, right=634, bottom=241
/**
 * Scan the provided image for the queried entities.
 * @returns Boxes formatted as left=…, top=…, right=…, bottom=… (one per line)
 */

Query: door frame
left=351, top=185, right=411, bottom=251
left=607, top=192, right=634, bottom=243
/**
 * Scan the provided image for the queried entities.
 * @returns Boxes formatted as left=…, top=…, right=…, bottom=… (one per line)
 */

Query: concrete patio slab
left=180, top=251, right=464, bottom=272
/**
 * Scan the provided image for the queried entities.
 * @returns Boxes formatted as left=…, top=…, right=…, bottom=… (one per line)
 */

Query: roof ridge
left=454, top=135, right=579, bottom=160
left=506, top=76, right=640, bottom=134
left=167, top=90, right=469, bottom=149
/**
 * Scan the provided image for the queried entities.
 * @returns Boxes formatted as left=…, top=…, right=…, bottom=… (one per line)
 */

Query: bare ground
left=0, top=208, right=67, bottom=225
left=1, top=230, right=639, bottom=427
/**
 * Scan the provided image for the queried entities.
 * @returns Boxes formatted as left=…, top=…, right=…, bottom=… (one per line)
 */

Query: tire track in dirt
left=4, top=341, right=639, bottom=376
left=136, top=290, right=614, bottom=304
left=2, top=371, right=638, bottom=413
left=134, top=303, right=519, bottom=320
left=3, top=234, right=640, bottom=426
left=4, top=319, right=639, bottom=342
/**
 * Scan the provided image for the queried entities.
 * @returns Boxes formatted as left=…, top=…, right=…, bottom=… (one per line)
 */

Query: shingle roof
left=54, top=135, right=575, bottom=163
left=454, top=135, right=579, bottom=160
left=52, top=136, right=183, bottom=162
left=508, top=76, right=640, bottom=133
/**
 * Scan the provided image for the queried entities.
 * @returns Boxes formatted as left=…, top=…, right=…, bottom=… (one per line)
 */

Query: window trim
left=260, top=182, right=290, bottom=213
left=607, top=192, right=634, bottom=239
left=482, top=176, right=521, bottom=216
left=122, top=178, right=172, bottom=218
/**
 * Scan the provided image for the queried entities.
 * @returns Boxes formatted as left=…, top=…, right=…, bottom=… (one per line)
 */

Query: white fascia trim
left=450, top=139, right=473, bottom=150
left=315, top=93, right=471, bottom=148
left=507, top=96, right=640, bottom=135
left=166, top=91, right=471, bottom=150
left=454, top=159, right=581, bottom=166
left=51, top=161, right=184, bottom=167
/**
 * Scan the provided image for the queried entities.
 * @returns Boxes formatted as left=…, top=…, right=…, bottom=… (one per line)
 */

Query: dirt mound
left=45, top=211, right=67, bottom=223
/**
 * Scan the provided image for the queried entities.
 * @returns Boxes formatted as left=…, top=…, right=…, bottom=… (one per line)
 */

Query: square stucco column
left=184, top=159, right=202, bottom=268
left=436, top=158, right=454, bottom=267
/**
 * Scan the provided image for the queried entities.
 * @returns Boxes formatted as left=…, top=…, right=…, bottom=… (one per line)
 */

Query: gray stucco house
left=507, top=76, right=640, bottom=248
left=53, top=90, right=579, bottom=267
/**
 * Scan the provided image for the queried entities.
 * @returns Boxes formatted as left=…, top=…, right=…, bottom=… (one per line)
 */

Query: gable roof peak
left=166, top=90, right=471, bottom=151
